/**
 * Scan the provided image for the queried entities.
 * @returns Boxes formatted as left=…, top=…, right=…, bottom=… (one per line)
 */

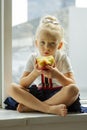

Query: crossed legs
left=8, top=83, right=79, bottom=116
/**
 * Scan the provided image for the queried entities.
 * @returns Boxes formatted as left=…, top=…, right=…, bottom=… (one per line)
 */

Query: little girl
left=8, top=15, right=81, bottom=116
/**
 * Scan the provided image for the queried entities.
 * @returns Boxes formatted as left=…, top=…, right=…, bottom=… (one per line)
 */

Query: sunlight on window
left=12, top=0, right=28, bottom=26
left=76, top=0, right=87, bottom=7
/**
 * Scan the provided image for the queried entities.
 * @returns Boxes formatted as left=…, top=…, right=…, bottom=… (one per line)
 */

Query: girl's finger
left=45, top=65, right=53, bottom=70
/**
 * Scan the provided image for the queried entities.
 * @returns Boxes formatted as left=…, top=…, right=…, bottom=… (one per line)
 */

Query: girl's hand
left=33, top=59, right=42, bottom=76
left=41, top=65, right=59, bottom=79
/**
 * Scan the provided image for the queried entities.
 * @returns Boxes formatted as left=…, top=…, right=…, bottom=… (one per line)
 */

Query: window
left=1, top=0, right=87, bottom=107
left=12, top=0, right=75, bottom=83
left=76, top=0, right=87, bottom=7
left=69, top=1, right=87, bottom=101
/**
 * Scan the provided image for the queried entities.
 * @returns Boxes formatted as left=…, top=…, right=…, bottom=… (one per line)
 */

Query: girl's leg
left=44, top=84, right=79, bottom=106
left=8, top=83, right=67, bottom=116
left=15, top=84, right=79, bottom=114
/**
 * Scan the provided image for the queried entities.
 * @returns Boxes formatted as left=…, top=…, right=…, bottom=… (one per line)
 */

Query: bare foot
left=49, top=104, right=67, bottom=116
left=17, top=104, right=34, bottom=113
left=17, top=103, right=67, bottom=116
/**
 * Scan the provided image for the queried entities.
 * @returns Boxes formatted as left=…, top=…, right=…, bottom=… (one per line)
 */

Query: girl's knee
left=7, top=83, right=20, bottom=95
left=61, top=84, right=79, bottom=97
left=66, top=84, right=79, bottom=96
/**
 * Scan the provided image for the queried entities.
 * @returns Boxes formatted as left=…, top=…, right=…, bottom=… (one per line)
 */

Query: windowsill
left=0, top=109, right=87, bottom=128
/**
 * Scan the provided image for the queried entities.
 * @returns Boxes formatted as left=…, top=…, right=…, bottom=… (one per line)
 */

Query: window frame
left=0, top=0, right=12, bottom=107
left=0, top=0, right=2, bottom=106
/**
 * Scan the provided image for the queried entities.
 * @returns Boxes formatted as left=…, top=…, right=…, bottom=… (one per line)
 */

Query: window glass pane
left=13, top=0, right=87, bottom=100
left=12, top=0, right=75, bottom=83
left=69, top=7, right=87, bottom=100
left=76, top=0, right=87, bottom=7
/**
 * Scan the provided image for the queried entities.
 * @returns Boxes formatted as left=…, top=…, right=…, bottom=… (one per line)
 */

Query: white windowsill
left=0, top=109, right=87, bottom=128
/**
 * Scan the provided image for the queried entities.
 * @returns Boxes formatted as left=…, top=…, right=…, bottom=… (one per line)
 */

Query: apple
left=36, top=55, right=55, bottom=70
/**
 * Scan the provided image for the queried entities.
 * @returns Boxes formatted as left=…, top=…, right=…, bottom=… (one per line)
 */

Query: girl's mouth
left=44, top=52, right=49, bottom=55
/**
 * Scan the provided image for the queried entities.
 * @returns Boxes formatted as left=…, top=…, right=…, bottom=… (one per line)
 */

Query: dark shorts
left=29, top=84, right=81, bottom=113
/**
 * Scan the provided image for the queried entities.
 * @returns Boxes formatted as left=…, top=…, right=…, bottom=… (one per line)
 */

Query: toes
left=17, top=104, right=25, bottom=112
left=60, top=104, right=67, bottom=116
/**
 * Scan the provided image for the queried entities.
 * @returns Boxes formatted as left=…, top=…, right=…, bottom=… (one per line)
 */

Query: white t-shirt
left=24, top=50, right=73, bottom=87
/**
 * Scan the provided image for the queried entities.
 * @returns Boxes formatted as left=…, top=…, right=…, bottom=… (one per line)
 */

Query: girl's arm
left=54, top=70, right=76, bottom=86
left=19, top=70, right=38, bottom=88
left=41, top=65, right=76, bottom=87
left=19, top=64, right=41, bottom=88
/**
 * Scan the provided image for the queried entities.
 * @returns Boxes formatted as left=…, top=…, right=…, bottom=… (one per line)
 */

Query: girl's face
left=36, top=31, right=61, bottom=56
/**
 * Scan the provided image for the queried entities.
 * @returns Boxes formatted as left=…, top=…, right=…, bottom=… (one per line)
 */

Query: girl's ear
left=57, top=41, right=63, bottom=50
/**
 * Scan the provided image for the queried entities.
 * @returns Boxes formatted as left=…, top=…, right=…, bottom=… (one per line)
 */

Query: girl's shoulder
left=55, top=50, right=68, bottom=62
left=55, top=51, right=73, bottom=73
left=29, top=52, right=39, bottom=59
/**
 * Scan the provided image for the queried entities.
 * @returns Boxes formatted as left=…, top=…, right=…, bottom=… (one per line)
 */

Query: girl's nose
left=45, top=43, right=50, bottom=49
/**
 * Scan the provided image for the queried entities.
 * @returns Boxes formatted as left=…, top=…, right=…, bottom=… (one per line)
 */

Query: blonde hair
left=35, top=15, right=64, bottom=44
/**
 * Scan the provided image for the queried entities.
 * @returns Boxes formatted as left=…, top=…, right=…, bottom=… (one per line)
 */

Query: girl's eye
left=40, top=41, right=45, bottom=45
left=49, top=42, right=55, bottom=47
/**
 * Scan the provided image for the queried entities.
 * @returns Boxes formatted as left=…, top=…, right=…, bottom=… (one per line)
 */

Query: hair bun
left=41, top=15, right=59, bottom=25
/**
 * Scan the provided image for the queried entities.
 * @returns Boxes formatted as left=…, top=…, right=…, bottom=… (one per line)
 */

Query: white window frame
left=0, top=0, right=12, bottom=107
left=0, top=0, right=2, bottom=106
